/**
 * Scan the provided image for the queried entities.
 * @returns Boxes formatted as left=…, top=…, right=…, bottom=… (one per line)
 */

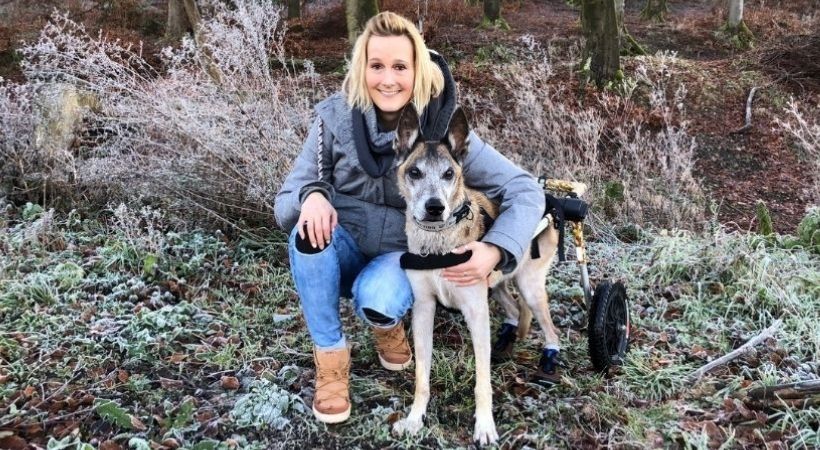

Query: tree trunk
left=615, top=0, right=645, bottom=55
left=728, top=0, right=743, bottom=28
left=582, top=0, right=621, bottom=88
left=166, top=0, right=193, bottom=40
left=346, top=0, right=379, bottom=44
left=640, top=0, right=668, bottom=22
left=173, top=0, right=221, bottom=84
left=288, top=0, right=301, bottom=20
left=723, top=0, right=753, bottom=48
left=484, top=0, right=501, bottom=22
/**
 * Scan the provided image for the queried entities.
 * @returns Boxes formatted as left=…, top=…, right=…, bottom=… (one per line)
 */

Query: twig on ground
left=731, top=86, right=759, bottom=134
left=41, top=406, right=95, bottom=426
left=747, top=380, right=820, bottom=400
left=31, top=362, right=86, bottom=411
left=688, top=319, right=783, bottom=381
left=748, top=396, right=820, bottom=409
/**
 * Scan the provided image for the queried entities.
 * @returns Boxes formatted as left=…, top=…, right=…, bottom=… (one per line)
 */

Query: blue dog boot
left=491, top=323, right=518, bottom=363
left=534, top=348, right=561, bottom=385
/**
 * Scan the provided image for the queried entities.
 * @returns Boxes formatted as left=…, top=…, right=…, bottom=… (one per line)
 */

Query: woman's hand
left=297, top=192, right=338, bottom=250
left=441, top=241, right=502, bottom=287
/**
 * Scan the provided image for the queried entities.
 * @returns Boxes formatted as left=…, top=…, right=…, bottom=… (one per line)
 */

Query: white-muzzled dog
left=391, top=104, right=561, bottom=445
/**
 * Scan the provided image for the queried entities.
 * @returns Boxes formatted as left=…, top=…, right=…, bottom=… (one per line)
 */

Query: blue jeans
left=288, top=225, right=414, bottom=348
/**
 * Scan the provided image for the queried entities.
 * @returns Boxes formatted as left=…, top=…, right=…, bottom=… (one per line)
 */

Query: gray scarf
left=351, top=51, right=457, bottom=178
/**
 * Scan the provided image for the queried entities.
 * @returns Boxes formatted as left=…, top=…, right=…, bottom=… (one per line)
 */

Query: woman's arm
left=273, top=117, right=335, bottom=232
left=461, top=131, right=545, bottom=273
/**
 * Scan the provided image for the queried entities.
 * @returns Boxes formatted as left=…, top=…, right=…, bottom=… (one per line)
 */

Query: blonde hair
left=343, top=11, right=444, bottom=112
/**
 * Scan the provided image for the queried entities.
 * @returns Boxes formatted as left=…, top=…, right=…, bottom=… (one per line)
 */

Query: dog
left=390, top=104, right=561, bottom=445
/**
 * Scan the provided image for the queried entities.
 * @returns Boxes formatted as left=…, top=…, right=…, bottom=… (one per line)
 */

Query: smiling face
left=365, top=34, right=415, bottom=128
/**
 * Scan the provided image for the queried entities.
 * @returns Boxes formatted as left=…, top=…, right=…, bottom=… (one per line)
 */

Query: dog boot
left=372, top=322, right=412, bottom=371
left=491, top=323, right=518, bottom=363
left=312, top=345, right=351, bottom=423
left=534, top=347, right=561, bottom=385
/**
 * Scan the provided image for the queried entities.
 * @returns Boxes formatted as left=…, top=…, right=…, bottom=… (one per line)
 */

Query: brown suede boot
left=372, top=321, right=412, bottom=371
left=312, top=346, right=351, bottom=423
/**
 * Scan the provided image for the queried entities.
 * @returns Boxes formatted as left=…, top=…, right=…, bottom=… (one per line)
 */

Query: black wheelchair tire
left=588, top=281, right=630, bottom=372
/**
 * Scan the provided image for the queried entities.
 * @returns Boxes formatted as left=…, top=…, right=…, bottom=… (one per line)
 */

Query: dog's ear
left=395, top=104, right=421, bottom=162
left=445, top=106, right=470, bottom=161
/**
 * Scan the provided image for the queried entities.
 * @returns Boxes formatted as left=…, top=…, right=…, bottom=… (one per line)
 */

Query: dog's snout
left=424, top=198, right=445, bottom=218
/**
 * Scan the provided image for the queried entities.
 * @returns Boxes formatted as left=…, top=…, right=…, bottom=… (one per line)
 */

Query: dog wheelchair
left=536, top=177, right=631, bottom=372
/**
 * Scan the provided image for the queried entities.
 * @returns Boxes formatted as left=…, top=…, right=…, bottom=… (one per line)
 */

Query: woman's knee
left=353, top=253, right=413, bottom=325
left=289, top=223, right=324, bottom=255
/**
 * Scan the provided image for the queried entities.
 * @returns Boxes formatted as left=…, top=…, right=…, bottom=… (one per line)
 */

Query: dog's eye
left=408, top=167, right=423, bottom=179
left=442, top=168, right=454, bottom=180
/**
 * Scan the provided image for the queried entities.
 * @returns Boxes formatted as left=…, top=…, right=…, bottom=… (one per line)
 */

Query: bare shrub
left=462, top=42, right=704, bottom=231
left=109, top=203, right=167, bottom=256
left=777, top=100, right=820, bottom=204
left=0, top=80, right=39, bottom=201
left=19, top=0, right=328, bottom=227
left=616, top=53, right=704, bottom=227
left=382, top=0, right=483, bottom=32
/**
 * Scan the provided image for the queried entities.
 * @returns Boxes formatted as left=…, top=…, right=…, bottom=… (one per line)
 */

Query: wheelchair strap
left=541, top=193, right=567, bottom=262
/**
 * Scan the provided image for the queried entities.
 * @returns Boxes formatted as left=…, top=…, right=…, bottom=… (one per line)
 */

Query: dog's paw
left=392, top=416, right=423, bottom=437
left=473, top=415, right=498, bottom=445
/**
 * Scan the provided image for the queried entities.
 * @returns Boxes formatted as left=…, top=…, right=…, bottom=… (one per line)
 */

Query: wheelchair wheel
left=588, top=281, right=630, bottom=372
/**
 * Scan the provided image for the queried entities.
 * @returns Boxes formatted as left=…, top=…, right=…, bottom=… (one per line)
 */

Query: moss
left=720, top=21, right=755, bottom=50
left=620, top=29, right=647, bottom=56
left=605, top=180, right=626, bottom=202
left=479, top=17, right=510, bottom=31
left=796, top=207, right=820, bottom=254
left=755, top=200, right=775, bottom=236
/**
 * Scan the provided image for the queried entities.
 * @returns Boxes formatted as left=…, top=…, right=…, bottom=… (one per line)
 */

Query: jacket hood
left=423, top=50, right=458, bottom=141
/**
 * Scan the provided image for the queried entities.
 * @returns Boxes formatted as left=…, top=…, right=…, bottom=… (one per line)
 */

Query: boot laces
left=316, top=368, right=349, bottom=398
left=376, top=326, right=407, bottom=353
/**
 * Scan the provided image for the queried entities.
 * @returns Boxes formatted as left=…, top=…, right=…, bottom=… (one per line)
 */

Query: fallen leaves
left=159, top=377, right=184, bottom=389
left=94, top=399, right=146, bottom=431
left=221, top=376, right=240, bottom=390
left=0, top=435, right=28, bottom=450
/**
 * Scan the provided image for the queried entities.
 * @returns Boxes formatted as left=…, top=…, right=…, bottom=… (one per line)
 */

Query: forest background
left=0, top=0, right=818, bottom=448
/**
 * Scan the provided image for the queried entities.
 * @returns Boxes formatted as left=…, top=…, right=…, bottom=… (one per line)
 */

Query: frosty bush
left=778, top=100, right=820, bottom=204
left=0, top=81, right=39, bottom=201
left=19, top=0, right=327, bottom=227
left=108, top=203, right=167, bottom=256
left=463, top=45, right=704, bottom=231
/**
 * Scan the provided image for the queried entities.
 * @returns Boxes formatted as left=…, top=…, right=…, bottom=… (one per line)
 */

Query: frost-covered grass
left=1, top=204, right=817, bottom=449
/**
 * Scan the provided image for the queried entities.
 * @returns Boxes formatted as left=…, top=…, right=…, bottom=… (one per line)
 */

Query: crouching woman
left=273, top=11, right=546, bottom=424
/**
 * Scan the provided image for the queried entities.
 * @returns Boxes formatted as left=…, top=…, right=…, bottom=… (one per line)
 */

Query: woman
left=274, top=11, right=546, bottom=424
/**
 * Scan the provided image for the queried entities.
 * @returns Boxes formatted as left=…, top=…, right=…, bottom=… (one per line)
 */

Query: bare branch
left=688, top=319, right=782, bottom=382
left=730, top=86, right=758, bottom=134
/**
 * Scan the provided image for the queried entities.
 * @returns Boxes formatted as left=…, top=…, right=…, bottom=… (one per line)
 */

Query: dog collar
left=412, top=200, right=473, bottom=232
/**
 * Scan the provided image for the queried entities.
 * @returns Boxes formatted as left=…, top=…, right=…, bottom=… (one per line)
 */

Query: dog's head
left=395, top=104, right=470, bottom=224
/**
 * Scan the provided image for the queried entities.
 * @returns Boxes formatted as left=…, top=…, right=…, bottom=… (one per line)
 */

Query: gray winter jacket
left=274, top=98, right=545, bottom=273
left=274, top=60, right=545, bottom=272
